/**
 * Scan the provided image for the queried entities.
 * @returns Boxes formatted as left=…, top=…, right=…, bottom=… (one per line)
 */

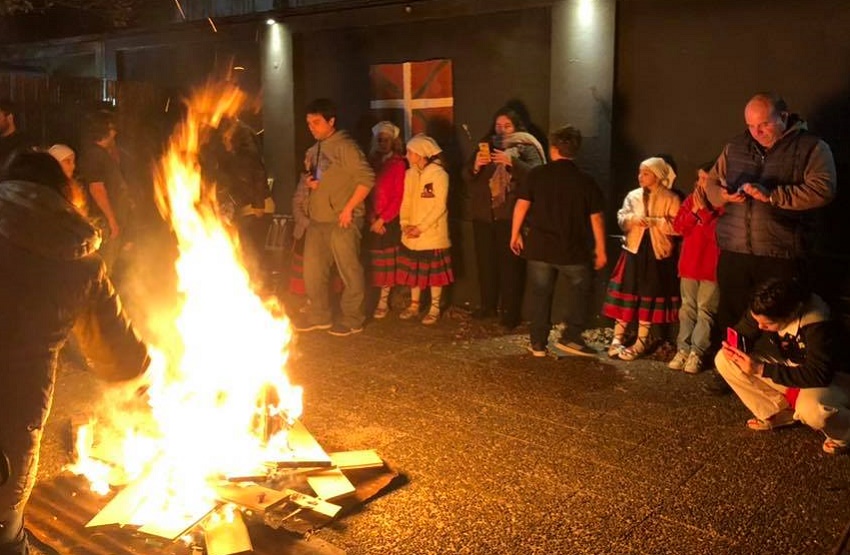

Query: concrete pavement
left=40, top=313, right=850, bottom=554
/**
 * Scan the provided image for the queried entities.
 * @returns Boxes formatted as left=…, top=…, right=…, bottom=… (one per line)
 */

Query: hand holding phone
left=726, top=327, right=747, bottom=352
left=474, top=143, right=491, bottom=172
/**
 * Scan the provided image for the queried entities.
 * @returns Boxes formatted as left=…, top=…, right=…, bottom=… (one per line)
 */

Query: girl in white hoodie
left=396, top=134, right=454, bottom=325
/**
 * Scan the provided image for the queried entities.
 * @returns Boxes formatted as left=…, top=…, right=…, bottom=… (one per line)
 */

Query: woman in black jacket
left=462, top=106, right=545, bottom=329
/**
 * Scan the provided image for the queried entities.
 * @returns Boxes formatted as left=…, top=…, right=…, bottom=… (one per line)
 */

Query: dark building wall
left=613, top=0, right=850, bottom=264
left=291, top=7, right=552, bottom=179
left=289, top=7, right=552, bottom=306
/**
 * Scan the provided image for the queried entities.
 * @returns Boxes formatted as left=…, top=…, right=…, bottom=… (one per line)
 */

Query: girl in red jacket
left=668, top=162, right=723, bottom=373
left=366, top=121, right=407, bottom=319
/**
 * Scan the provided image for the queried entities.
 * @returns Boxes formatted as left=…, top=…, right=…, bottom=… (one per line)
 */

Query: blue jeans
left=527, top=260, right=591, bottom=346
left=677, top=278, right=719, bottom=356
left=303, top=220, right=365, bottom=328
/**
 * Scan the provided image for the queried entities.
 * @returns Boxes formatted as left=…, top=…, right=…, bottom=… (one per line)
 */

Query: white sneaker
left=668, top=350, right=689, bottom=370
left=684, top=352, right=703, bottom=374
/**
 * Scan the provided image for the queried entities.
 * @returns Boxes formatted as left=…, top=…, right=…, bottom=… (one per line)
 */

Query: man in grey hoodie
left=296, top=98, right=375, bottom=336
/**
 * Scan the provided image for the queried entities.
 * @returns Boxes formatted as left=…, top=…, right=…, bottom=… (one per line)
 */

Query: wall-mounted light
left=577, top=0, right=594, bottom=27
left=266, top=18, right=276, bottom=26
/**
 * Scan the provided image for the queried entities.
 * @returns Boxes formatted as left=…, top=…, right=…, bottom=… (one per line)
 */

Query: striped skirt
left=601, top=235, right=679, bottom=324
left=396, top=246, right=454, bottom=289
left=366, top=220, right=401, bottom=287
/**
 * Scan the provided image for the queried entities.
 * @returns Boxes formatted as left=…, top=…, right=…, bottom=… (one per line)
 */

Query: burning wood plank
left=203, top=507, right=252, bottom=555
left=213, top=483, right=290, bottom=513
left=329, top=450, right=384, bottom=470
left=306, top=469, right=355, bottom=502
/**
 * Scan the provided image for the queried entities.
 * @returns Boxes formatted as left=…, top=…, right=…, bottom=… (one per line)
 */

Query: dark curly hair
left=749, top=278, right=809, bottom=319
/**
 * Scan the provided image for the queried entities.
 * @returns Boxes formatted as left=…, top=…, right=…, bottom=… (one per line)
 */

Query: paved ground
left=38, top=311, right=850, bottom=555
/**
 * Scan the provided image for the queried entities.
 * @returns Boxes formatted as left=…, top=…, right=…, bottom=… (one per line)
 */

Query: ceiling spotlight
left=266, top=18, right=276, bottom=25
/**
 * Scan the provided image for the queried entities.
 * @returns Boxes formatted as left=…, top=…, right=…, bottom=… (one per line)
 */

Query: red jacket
left=672, top=194, right=722, bottom=281
left=369, top=154, right=406, bottom=223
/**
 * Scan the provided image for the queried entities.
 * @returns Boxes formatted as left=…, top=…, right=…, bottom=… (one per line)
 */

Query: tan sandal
left=421, top=311, right=439, bottom=325
left=607, top=339, right=624, bottom=358
left=823, top=438, right=849, bottom=455
left=399, top=302, right=420, bottom=320
left=373, top=305, right=389, bottom=319
left=746, top=409, right=796, bottom=431
left=618, top=337, right=650, bottom=361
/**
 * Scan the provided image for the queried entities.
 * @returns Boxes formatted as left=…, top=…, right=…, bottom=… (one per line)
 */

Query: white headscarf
left=640, top=157, right=676, bottom=189
left=48, top=144, right=75, bottom=163
left=406, top=134, right=442, bottom=159
left=372, top=121, right=400, bottom=139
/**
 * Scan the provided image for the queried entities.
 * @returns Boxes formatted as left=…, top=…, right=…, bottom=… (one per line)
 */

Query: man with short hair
left=704, top=92, right=837, bottom=393
left=0, top=99, right=33, bottom=167
left=510, top=125, right=607, bottom=357
left=296, top=98, right=374, bottom=336
left=706, top=92, right=836, bottom=339
left=77, top=111, right=133, bottom=272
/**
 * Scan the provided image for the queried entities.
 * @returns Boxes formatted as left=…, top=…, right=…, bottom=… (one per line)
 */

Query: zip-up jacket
left=706, top=117, right=836, bottom=258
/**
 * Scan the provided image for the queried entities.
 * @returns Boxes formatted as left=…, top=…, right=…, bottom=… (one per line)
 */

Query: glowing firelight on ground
left=66, top=81, right=302, bottom=528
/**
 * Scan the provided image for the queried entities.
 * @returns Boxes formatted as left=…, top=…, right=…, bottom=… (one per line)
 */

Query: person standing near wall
left=668, top=162, right=723, bottom=374
left=602, top=157, right=682, bottom=361
left=77, top=111, right=132, bottom=271
left=396, top=134, right=454, bottom=325
left=704, top=92, right=837, bottom=392
left=366, top=121, right=406, bottom=320
left=463, top=106, right=546, bottom=330
left=0, top=99, right=33, bottom=167
left=294, top=98, right=375, bottom=337
left=510, top=125, right=606, bottom=357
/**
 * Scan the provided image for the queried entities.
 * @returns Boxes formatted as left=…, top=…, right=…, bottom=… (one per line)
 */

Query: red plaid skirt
left=396, top=247, right=454, bottom=289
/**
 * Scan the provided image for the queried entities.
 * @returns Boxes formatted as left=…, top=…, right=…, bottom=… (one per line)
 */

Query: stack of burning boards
left=73, top=420, right=387, bottom=555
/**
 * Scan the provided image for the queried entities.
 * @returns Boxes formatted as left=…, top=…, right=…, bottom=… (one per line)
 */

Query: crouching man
left=0, top=151, right=151, bottom=554
left=716, top=277, right=849, bottom=455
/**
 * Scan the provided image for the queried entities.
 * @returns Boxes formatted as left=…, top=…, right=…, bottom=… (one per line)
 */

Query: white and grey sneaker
left=668, top=350, right=689, bottom=370
left=683, top=352, right=703, bottom=374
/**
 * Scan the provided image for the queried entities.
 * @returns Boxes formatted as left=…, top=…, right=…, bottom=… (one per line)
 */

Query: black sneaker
left=527, top=343, right=548, bottom=357
left=292, top=318, right=333, bottom=332
left=327, top=323, right=364, bottom=337
left=555, top=338, right=597, bottom=357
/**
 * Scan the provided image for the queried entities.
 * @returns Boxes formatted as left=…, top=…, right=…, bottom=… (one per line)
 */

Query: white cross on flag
left=369, top=59, right=454, bottom=141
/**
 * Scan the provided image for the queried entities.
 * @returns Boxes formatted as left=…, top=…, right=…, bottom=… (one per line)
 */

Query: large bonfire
left=68, top=81, right=302, bottom=537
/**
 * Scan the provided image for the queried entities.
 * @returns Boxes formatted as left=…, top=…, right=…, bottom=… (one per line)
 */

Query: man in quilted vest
left=705, top=92, right=836, bottom=392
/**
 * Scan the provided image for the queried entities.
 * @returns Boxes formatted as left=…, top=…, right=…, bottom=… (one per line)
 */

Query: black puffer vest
left=717, top=124, right=821, bottom=258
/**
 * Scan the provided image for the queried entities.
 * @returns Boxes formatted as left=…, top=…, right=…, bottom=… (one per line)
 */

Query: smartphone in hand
left=478, top=142, right=491, bottom=158
left=726, top=327, right=747, bottom=352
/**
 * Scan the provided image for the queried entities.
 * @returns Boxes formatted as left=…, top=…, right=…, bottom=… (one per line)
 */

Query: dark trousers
left=527, top=260, right=591, bottom=346
left=716, top=250, right=805, bottom=332
left=472, top=219, right=526, bottom=323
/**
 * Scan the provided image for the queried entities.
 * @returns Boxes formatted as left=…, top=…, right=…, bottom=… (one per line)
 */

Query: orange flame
left=68, top=81, right=301, bottom=523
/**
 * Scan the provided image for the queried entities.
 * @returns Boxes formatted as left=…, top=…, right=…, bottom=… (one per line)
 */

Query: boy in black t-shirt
left=510, top=125, right=607, bottom=357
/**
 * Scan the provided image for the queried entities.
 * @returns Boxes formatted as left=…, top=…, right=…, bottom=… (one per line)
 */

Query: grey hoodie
left=305, top=130, right=375, bottom=223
